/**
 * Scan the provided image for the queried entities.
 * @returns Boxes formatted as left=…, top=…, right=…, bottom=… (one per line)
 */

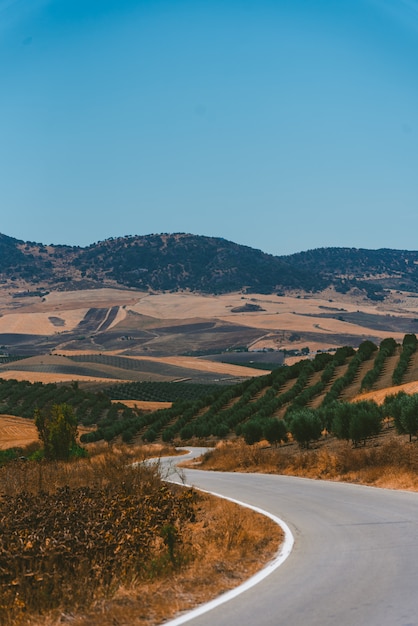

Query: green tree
left=263, top=418, right=288, bottom=446
left=331, top=402, right=355, bottom=441
left=382, top=391, right=408, bottom=433
left=348, top=401, right=382, bottom=446
left=287, top=409, right=322, bottom=449
left=398, top=394, right=418, bottom=442
left=331, top=400, right=382, bottom=446
left=34, top=403, right=79, bottom=460
left=242, top=420, right=263, bottom=445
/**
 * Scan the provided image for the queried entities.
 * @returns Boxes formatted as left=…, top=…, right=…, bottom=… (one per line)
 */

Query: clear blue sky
left=1, top=0, right=417, bottom=255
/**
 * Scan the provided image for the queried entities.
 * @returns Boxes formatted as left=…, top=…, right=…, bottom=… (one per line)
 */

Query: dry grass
left=352, top=380, right=418, bottom=405
left=111, top=399, right=173, bottom=411
left=0, top=415, right=39, bottom=450
left=0, top=371, right=127, bottom=385
left=0, top=415, right=94, bottom=450
left=194, top=435, right=418, bottom=491
left=0, top=310, right=88, bottom=335
left=0, top=443, right=282, bottom=626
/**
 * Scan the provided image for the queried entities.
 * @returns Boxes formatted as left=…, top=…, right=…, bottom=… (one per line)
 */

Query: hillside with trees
left=3, top=334, right=418, bottom=451
left=92, top=333, right=418, bottom=446
left=2, top=232, right=418, bottom=298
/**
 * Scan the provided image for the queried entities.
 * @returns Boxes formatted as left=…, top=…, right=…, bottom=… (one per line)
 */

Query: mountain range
left=2, top=232, right=418, bottom=299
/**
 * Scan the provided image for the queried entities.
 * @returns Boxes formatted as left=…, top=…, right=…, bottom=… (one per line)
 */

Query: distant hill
left=284, top=247, right=418, bottom=300
left=1, top=232, right=418, bottom=299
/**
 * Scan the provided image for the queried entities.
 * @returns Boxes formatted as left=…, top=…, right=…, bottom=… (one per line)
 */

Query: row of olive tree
left=392, top=334, right=417, bottom=386
left=322, top=341, right=376, bottom=405
left=383, top=392, right=418, bottom=442
left=238, top=398, right=386, bottom=449
left=361, top=337, right=398, bottom=391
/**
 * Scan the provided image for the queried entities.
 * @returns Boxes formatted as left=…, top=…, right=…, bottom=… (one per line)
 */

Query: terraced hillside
left=81, top=333, right=418, bottom=445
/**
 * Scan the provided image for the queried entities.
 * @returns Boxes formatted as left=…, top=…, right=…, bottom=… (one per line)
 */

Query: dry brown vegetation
left=0, top=444, right=282, bottom=626
left=193, top=434, right=418, bottom=491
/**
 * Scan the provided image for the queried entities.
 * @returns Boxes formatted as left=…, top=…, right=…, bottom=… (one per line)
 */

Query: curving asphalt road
left=162, top=449, right=418, bottom=626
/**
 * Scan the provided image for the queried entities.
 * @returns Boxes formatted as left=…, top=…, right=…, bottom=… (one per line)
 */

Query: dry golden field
left=0, top=415, right=94, bottom=450
left=111, top=399, right=173, bottom=411
left=0, top=415, right=38, bottom=449
left=0, top=370, right=127, bottom=384
left=352, top=380, right=418, bottom=405
left=2, top=286, right=415, bottom=346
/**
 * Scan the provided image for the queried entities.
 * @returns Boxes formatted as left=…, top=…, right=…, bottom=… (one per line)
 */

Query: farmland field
left=1, top=286, right=418, bottom=361
left=0, top=414, right=93, bottom=450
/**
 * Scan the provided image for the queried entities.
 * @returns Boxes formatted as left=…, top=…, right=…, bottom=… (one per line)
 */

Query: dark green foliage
left=287, top=409, right=322, bottom=449
left=331, top=400, right=382, bottom=446
left=0, top=378, right=121, bottom=426
left=328, top=402, right=353, bottom=441
left=347, top=401, right=383, bottom=446
left=385, top=392, right=418, bottom=441
left=106, top=380, right=222, bottom=403
left=392, top=334, right=417, bottom=386
left=242, top=420, right=264, bottom=445
left=333, top=346, right=356, bottom=365
left=263, top=418, right=288, bottom=446
left=74, top=234, right=320, bottom=293
left=311, top=352, right=334, bottom=371
left=284, top=247, right=418, bottom=297
left=4, top=232, right=418, bottom=297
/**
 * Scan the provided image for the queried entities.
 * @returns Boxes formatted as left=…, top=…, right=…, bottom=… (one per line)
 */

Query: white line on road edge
left=163, top=484, right=295, bottom=626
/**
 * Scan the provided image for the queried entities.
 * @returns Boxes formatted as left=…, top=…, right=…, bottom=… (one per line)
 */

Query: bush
left=287, top=409, right=322, bottom=449
left=242, top=420, right=264, bottom=445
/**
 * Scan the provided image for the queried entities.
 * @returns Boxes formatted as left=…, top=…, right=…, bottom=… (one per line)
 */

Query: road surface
left=163, top=449, right=418, bottom=626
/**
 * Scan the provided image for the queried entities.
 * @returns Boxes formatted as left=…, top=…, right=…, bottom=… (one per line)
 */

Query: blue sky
left=0, top=0, right=417, bottom=255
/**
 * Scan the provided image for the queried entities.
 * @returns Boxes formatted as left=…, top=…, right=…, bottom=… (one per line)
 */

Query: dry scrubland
left=0, top=443, right=282, bottom=626
left=192, top=434, right=418, bottom=492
